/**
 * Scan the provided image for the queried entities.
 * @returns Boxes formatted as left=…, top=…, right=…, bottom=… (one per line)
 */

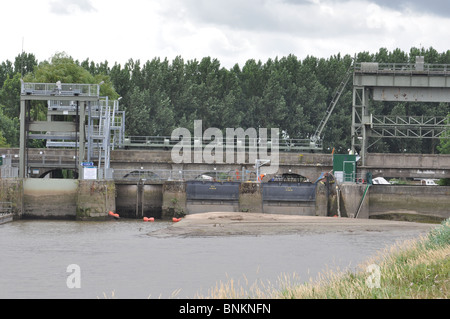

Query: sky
left=1, top=0, right=450, bottom=69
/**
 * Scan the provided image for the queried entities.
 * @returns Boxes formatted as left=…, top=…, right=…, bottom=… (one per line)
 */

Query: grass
left=199, top=218, right=450, bottom=299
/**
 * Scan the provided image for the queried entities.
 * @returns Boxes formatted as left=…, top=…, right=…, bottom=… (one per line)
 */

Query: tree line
left=0, top=47, right=449, bottom=154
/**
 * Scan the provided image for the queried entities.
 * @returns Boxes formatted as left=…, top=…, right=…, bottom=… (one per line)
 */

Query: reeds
left=198, top=218, right=450, bottom=299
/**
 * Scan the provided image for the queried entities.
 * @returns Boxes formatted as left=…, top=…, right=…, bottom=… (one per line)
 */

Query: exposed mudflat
left=148, top=212, right=436, bottom=238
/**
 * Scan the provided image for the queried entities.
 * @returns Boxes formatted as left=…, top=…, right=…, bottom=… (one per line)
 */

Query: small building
left=333, top=154, right=357, bottom=183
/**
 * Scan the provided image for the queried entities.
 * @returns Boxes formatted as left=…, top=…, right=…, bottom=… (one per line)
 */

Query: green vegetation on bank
left=201, top=218, right=449, bottom=299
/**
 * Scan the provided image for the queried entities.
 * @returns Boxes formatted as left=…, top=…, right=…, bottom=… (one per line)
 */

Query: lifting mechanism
left=309, top=60, right=355, bottom=150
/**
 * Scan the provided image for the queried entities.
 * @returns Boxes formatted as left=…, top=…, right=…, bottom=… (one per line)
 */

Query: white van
left=421, top=179, right=438, bottom=186
left=372, top=177, right=390, bottom=185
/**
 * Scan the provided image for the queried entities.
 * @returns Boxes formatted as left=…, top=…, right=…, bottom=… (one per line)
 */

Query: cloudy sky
left=1, top=0, right=450, bottom=68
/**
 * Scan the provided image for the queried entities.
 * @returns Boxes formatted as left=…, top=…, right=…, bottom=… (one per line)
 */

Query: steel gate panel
left=186, top=181, right=240, bottom=201
left=262, top=182, right=317, bottom=202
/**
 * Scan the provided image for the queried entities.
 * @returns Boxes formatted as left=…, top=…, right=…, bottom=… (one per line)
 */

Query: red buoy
left=172, top=217, right=181, bottom=222
left=108, top=211, right=119, bottom=218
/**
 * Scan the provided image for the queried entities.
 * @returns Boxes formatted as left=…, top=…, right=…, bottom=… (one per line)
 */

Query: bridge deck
left=2, top=148, right=450, bottom=180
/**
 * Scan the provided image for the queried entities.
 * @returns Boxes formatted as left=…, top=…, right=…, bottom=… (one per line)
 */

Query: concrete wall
left=161, top=181, right=187, bottom=219
left=315, top=181, right=328, bottom=217
left=336, top=184, right=450, bottom=221
left=363, top=153, right=450, bottom=179
left=263, top=201, right=316, bottom=215
left=1, top=179, right=116, bottom=220
left=23, top=179, right=78, bottom=219
left=338, top=184, right=370, bottom=219
left=369, top=185, right=450, bottom=220
left=77, top=180, right=116, bottom=220
left=111, top=150, right=333, bottom=166
left=0, top=179, right=23, bottom=217
left=187, top=200, right=239, bottom=214
left=110, top=149, right=332, bottom=182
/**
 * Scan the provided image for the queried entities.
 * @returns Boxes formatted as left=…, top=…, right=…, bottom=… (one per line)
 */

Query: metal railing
left=119, top=136, right=320, bottom=151
left=339, top=172, right=370, bottom=184
left=48, top=100, right=78, bottom=111
left=0, top=166, right=18, bottom=178
left=26, top=154, right=78, bottom=167
left=21, top=82, right=100, bottom=97
left=354, top=62, right=450, bottom=75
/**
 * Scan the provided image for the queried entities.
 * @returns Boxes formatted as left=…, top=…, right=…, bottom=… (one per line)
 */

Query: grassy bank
left=202, top=218, right=450, bottom=299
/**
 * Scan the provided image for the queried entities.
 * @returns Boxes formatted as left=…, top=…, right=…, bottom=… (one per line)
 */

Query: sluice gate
left=115, top=183, right=163, bottom=219
left=184, top=181, right=318, bottom=216
left=262, top=182, right=317, bottom=215
left=186, top=181, right=240, bottom=214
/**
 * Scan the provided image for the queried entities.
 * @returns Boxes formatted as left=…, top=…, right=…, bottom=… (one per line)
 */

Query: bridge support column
left=76, top=180, right=116, bottom=220
left=239, top=182, right=263, bottom=213
left=161, top=181, right=187, bottom=219
left=77, top=101, right=86, bottom=174
left=352, top=86, right=370, bottom=166
left=19, top=99, right=26, bottom=178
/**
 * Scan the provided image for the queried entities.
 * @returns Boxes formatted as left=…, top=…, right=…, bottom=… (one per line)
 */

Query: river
left=0, top=219, right=431, bottom=299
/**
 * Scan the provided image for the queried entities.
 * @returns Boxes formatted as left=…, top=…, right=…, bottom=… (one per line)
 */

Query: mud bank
left=148, top=212, right=435, bottom=238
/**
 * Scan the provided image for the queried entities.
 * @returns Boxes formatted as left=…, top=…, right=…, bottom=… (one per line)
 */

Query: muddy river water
left=0, top=218, right=434, bottom=299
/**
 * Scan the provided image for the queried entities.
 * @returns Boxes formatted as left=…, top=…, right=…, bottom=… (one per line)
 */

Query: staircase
left=87, top=98, right=125, bottom=178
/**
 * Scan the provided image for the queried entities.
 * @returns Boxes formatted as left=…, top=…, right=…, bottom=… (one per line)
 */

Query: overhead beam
left=373, top=87, right=450, bottom=103
left=28, top=121, right=77, bottom=132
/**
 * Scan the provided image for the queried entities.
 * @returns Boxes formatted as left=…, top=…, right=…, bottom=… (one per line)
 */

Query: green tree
left=126, top=88, right=151, bottom=136
left=14, top=52, right=37, bottom=77
left=0, top=132, right=8, bottom=148
left=0, top=60, right=14, bottom=87
left=437, top=114, right=450, bottom=154
left=437, top=114, right=450, bottom=185
left=0, top=105, right=19, bottom=147
left=0, top=73, right=22, bottom=118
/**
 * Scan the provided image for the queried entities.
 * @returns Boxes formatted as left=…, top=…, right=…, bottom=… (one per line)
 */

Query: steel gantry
left=19, top=81, right=125, bottom=179
left=352, top=57, right=450, bottom=165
